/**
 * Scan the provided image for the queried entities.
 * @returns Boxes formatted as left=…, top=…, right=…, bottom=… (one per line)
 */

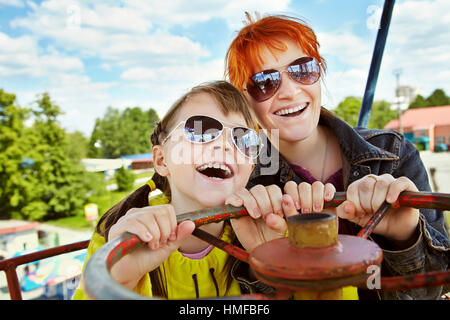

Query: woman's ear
left=153, top=145, right=169, bottom=177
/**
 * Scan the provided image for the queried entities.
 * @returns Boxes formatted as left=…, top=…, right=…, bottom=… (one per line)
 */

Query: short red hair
left=225, top=13, right=326, bottom=90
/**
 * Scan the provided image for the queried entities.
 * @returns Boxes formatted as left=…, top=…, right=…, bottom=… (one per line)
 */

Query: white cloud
left=0, top=32, right=84, bottom=77
left=0, top=0, right=24, bottom=7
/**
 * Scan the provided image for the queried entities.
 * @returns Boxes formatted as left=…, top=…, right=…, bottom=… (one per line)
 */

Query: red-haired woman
left=225, top=13, right=449, bottom=300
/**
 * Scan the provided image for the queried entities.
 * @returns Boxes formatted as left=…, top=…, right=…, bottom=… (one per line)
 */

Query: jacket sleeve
left=379, top=137, right=449, bottom=299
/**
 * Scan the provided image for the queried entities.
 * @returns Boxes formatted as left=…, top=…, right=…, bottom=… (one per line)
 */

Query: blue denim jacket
left=244, top=109, right=449, bottom=300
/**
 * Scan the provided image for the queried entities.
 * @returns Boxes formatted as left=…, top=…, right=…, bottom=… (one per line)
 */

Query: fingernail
left=153, top=242, right=159, bottom=250
left=295, top=202, right=301, bottom=210
left=313, top=204, right=321, bottom=212
left=302, top=208, right=310, bottom=213
left=283, top=198, right=291, bottom=207
left=253, top=208, right=262, bottom=218
left=145, top=232, right=153, bottom=241
left=169, top=231, right=176, bottom=241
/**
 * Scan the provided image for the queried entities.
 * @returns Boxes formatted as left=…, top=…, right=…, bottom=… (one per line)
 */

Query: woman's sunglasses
left=161, top=115, right=263, bottom=159
left=246, top=56, right=321, bottom=102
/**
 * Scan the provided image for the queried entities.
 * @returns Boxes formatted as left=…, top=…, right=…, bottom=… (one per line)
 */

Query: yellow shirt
left=73, top=194, right=241, bottom=299
left=73, top=193, right=358, bottom=300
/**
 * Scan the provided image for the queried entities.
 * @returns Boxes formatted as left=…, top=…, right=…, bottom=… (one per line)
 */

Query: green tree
left=332, top=96, right=363, bottom=127
left=368, top=100, right=397, bottom=129
left=332, top=96, right=397, bottom=129
left=67, top=130, right=89, bottom=162
left=24, top=93, right=89, bottom=220
left=0, top=89, right=35, bottom=219
left=409, top=89, right=450, bottom=109
left=426, top=89, right=449, bottom=107
left=409, top=94, right=428, bottom=109
left=115, top=166, right=135, bottom=191
left=89, top=106, right=160, bottom=158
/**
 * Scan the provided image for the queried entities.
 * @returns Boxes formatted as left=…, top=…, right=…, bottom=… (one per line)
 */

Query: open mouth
left=196, top=162, right=234, bottom=180
left=274, top=102, right=309, bottom=117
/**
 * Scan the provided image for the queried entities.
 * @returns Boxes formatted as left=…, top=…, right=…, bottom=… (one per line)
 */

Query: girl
left=225, top=13, right=449, bottom=299
left=73, top=81, right=299, bottom=299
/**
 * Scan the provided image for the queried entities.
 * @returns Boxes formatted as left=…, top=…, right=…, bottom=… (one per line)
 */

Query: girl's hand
left=108, top=204, right=195, bottom=290
left=283, top=180, right=337, bottom=214
left=226, top=184, right=298, bottom=252
left=336, top=174, right=420, bottom=245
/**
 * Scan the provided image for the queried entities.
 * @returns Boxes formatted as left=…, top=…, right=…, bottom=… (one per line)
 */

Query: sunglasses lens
left=247, top=70, right=281, bottom=102
left=184, top=115, right=222, bottom=143
left=288, top=57, right=320, bottom=85
left=232, top=127, right=262, bottom=158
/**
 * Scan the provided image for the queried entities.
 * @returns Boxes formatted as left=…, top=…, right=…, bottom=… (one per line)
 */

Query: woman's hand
left=336, top=174, right=420, bottom=246
left=108, top=204, right=195, bottom=290
left=283, top=180, right=337, bottom=214
left=226, top=184, right=298, bottom=252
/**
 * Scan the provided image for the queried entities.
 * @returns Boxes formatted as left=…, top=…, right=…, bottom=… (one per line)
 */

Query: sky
left=1, top=0, right=449, bottom=136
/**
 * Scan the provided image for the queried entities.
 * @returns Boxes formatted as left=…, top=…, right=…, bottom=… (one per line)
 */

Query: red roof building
left=384, top=105, right=450, bottom=151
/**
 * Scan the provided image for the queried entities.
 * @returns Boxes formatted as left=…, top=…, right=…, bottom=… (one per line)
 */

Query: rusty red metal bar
left=0, top=239, right=90, bottom=300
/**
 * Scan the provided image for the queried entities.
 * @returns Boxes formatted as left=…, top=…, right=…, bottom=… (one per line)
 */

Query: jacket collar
left=319, top=109, right=399, bottom=165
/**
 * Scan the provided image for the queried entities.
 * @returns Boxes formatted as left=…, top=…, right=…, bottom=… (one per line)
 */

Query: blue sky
left=1, top=0, right=449, bottom=136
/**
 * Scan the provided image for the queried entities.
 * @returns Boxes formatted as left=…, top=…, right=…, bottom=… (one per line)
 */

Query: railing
left=0, top=240, right=90, bottom=300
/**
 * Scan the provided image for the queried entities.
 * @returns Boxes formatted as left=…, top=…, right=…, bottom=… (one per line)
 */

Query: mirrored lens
left=232, top=127, right=262, bottom=158
left=288, top=57, right=320, bottom=85
left=247, top=70, right=281, bottom=102
left=184, top=115, right=223, bottom=143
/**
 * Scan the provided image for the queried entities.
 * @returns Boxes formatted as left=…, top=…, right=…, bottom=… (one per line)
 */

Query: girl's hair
left=96, top=80, right=256, bottom=298
left=225, top=13, right=327, bottom=90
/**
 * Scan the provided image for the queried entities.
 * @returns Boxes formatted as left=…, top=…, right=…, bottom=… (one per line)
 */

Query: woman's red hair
left=225, top=13, right=326, bottom=90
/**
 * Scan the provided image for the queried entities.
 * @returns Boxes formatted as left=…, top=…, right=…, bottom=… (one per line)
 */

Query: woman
left=225, top=13, right=449, bottom=299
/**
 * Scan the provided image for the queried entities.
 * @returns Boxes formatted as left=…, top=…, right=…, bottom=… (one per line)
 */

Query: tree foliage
left=409, top=89, right=450, bottom=109
left=331, top=96, right=397, bottom=129
left=88, top=106, right=160, bottom=158
left=115, top=166, right=136, bottom=191
left=0, top=90, right=90, bottom=221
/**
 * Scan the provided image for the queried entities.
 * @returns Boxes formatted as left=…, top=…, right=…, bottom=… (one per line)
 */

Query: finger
left=249, top=184, right=274, bottom=218
left=235, top=187, right=261, bottom=219
left=137, top=214, right=160, bottom=250
left=284, top=181, right=300, bottom=210
left=266, top=184, right=283, bottom=216
left=358, top=176, right=377, bottom=214
left=312, top=181, right=325, bottom=212
left=154, top=209, right=174, bottom=246
left=370, top=174, right=394, bottom=212
left=168, top=205, right=178, bottom=241
left=324, top=183, right=336, bottom=202
left=335, top=200, right=357, bottom=221
left=167, top=220, right=195, bottom=250
left=224, top=193, right=244, bottom=208
left=265, top=213, right=288, bottom=234
left=346, top=182, right=363, bottom=217
left=281, top=194, right=299, bottom=218
left=298, top=182, right=312, bottom=213
left=386, top=176, right=418, bottom=203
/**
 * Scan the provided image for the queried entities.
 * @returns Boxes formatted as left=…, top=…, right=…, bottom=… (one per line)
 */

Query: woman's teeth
left=275, top=103, right=308, bottom=116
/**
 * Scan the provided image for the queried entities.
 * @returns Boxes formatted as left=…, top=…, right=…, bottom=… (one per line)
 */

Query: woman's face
left=246, top=38, right=322, bottom=143
left=157, top=92, right=255, bottom=208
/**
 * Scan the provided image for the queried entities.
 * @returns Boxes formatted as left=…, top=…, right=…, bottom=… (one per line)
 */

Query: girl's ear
left=153, top=145, right=169, bottom=177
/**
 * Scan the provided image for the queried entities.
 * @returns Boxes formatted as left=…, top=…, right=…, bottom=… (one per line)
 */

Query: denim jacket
left=232, top=109, right=449, bottom=300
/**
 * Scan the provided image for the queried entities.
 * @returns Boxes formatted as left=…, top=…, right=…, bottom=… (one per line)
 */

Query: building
left=0, top=221, right=40, bottom=259
left=384, top=105, right=450, bottom=151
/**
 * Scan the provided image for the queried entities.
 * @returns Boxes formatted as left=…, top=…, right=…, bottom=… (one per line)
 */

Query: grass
left=46, top=189, right=133, bottom=230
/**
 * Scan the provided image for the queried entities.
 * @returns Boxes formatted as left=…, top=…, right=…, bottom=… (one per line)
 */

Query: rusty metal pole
left=287, top=213, right=343, bottom=300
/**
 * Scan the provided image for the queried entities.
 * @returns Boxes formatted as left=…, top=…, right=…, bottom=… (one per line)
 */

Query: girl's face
left=246, top=38, right=322, bottom=143
left=156, top=92, right=255, bottom=208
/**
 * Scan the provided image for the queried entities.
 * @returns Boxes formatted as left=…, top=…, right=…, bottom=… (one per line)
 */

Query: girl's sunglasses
left=161, top=115, right=263, bottom=159
left=246, top=56, right=321, bottom=102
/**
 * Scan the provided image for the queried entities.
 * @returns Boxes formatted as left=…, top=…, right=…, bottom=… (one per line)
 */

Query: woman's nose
left=276, top=70, right=301, bottom=100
